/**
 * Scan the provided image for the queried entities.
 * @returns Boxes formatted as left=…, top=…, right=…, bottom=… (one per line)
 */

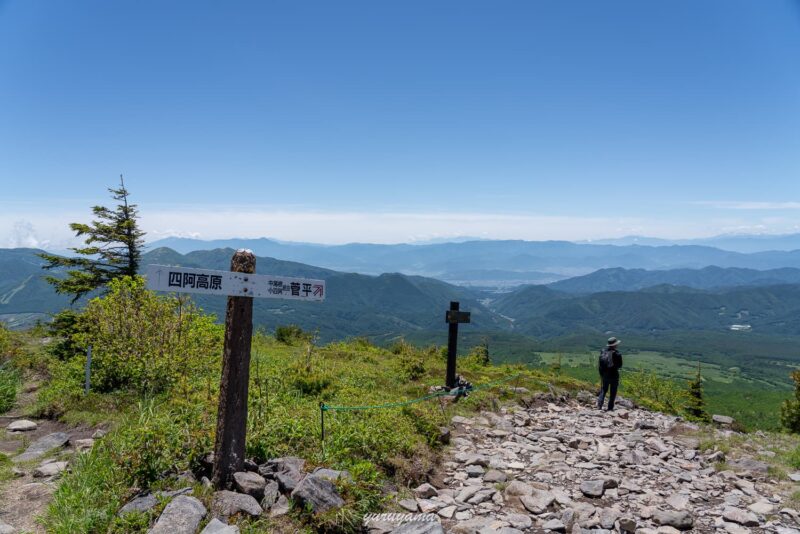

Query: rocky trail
left=3, top=385, right=800, bottom=534
left=381, top=393, right=800, bottom=534
left=0, top=382, right=100, bottom=534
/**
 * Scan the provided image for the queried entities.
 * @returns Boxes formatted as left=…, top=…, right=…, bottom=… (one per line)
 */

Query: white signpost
left=144, top=253, right=326, bottom=490
left=145, top=264, right=326, bottom=301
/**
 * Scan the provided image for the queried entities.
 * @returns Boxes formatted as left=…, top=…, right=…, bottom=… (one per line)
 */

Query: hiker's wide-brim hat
left=607, top=337, right=621, bottom=347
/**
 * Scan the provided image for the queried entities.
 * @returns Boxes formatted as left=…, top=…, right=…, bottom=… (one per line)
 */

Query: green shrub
left=399, top=351, right=426, bottom=381
left=72, top=276, right=222, bottom=395
left=289, top=364, right=333, bottom=397
left=47, top=309, right=89, bottom=361
left=622, top=369, right=690, bottom=416
left=0, top=363, right=19, bottom=413
left=782, top=370, right=800, bottom=433
left=275, top=324, right=310, bottom=345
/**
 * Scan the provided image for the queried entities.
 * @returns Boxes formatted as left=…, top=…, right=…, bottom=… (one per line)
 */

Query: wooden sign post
left=145, top=252, right=326, bottom=490
left=445, top=301, right=471, bottom=389
left=212, top=249, right=255, bottom=489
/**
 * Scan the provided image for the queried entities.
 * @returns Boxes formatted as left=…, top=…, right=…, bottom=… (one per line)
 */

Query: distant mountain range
left=6, top=246, right=800, bottom=345
left=491, top=283, right=800, bottom=338
left=582, top=233, right=800, bottom=253
left=147, top=236, right=800, bottom=287
left=0, top=247, right=500, bottom=340
left=547, top=266, right=800, bottom=293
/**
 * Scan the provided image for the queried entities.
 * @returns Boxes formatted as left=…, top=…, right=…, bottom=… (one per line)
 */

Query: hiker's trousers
left=597, top=373, right=619, bottom=411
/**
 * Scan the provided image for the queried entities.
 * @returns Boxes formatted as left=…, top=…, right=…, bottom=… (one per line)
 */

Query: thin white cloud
left=693, top=201, right=800, bottom=210
left=2, top=206, right=799, bottom=249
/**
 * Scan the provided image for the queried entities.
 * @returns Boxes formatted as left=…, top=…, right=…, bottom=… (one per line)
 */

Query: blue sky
left=1, top=1, right=799, bottom=246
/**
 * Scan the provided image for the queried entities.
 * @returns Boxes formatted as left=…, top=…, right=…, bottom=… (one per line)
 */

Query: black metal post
left=319, top=402, right=326, bottom=457
left=446, top=301, right=459, bottom=389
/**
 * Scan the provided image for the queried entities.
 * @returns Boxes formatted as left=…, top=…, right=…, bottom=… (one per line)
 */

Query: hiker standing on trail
left=597, top=336, right=623, bottom=411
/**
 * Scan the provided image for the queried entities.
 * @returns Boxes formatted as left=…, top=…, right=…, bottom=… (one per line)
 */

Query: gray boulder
left=12, top=432, right=69, bottom=463
left=520, top=490, right=555, bottom=514
left=149, top=495, right=207, bottom=534
left=118, top=488, right=192, bottom=516
left=728, top=457, right=769, bottom=476
left=652, top=509, right=693, bottom=530
left=211, top=490, right=263, bottom=520
left=7, top=419, right=37, bottom=432
left=390, top=522, right=445, bottom=534
left=119, top=493, right=158, bottom=515
left=261, top=480, right=280, bottom=509
left=33, top=461, right=68, bottom=478
left=712, top=414, right=734, bottom=425
left=543, top=518, right=566, bottom=531
left=0, top=520, right=15, bottom=534
left=722, top=507, right=760, bottom=527
left=274, top=471, right=302, bottom=494
left=414, top=483, right=439, bottom=499
left=312, top=467, right=353, bottom=483
left=200, top=518, right=240, bottom=534
left=269, top=495, right=290, bottom=517
left=291, top=474, right=345, bottom=514
left=233, top=471, right=266, bottom=500
left=580, top=480, right=605, bottom=498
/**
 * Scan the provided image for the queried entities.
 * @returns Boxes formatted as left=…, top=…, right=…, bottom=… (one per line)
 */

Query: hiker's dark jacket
left=599, top=349, right=623, bottom=377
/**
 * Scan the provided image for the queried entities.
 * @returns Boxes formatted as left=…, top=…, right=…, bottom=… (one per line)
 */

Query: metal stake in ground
left=212, top=249, right=256, bottom=489
left=445, top=301, right=471, bottom=389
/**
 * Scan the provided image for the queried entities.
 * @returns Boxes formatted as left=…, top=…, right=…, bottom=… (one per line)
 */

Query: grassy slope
left=31, top=334, right=585, bottom=533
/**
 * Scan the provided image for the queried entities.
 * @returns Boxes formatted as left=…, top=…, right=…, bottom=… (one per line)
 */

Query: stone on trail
left=520, top=490, right=555, bottom=514
left=652, top=509, right=694, bottom=531
left=450, top=516, right=493, bottom=533
left=506, top=513, right=532, bottom=529
left=789, top=473, right=800, bottom=482
left=414, top=483, right=439, bottom=499
left=0, top=520, right=14, bottom=534
left=728, top=457, right=770, bottom=476
left=291, top=473, right=345, bottom=514
left=542, top=518, right=567, bottom=531
left=712, top=414, right=734, bottom=425
left=149, top=495, right=207, bottom=534
left=389, top=522, right=445, bottom=534
left=211, top=490, right=263, bottom=520
left=32, top=460, right=68, bottom=478
left=12, top=432, right=69, bottom=463
left=399, top=498, right=419, bottom=512
left=580, top=480, right=605, bottom=498
left=748, top=500, right=774, bottom=515
left=7, top=419, right=37, bottom=432
left=200, top=518, right=240, bottom=534
left=722, top=507, right=760, bottom=527
left=75, top=438, right=95, bottom=452
left=233, top=471, right=266, bottom=501
left=483, top=469, right=507, bottom=483
left=619, top=517, right=637, bottom=533
left=503, top=480, right=533, bottom=505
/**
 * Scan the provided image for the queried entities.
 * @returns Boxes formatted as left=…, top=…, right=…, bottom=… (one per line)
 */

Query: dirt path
left=0, top=381, right=98, bottom=533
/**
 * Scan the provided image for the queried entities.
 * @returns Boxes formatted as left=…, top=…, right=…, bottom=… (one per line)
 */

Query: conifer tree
left=685, top=362, right=710, bottom=422
left=39, top=176, right=145, bottom=303
left=781, top=370, right=800, bottom=433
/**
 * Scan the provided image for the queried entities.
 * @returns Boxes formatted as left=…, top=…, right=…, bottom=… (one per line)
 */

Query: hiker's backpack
left=599, top=349, right=615, bottom=372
